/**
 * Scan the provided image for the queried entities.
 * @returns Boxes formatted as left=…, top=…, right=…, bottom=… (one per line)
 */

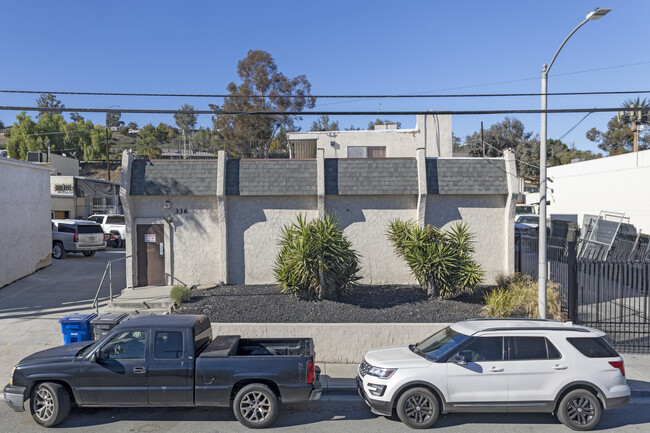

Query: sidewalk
left=320, top=355, right=650, bottom=398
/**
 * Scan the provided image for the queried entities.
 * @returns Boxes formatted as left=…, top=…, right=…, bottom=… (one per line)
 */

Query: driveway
left=0, top=249, right=125, bottom=379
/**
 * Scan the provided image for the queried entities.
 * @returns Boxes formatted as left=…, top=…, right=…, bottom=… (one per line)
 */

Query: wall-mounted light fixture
left=165, top=215, right=173, bottom=224
left=164, top=200, right=171, bottom=209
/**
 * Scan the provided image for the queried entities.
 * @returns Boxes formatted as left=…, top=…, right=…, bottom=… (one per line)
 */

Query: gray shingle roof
left=225, top=160, right=317, bottom=196
left=427, top=158, right=508, bottom=194
left=325, top=159, right=418, bottom=195
left=130, top=159, right=217, bottom=196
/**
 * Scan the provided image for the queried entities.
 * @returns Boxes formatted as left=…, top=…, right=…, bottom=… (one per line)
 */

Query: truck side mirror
left=90, top=352, right=98, bottom=363
left=450, top=355, right=468, bottom=366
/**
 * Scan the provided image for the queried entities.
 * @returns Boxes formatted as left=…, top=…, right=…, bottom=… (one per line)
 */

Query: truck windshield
left=415, top=327, right=470, bottom=361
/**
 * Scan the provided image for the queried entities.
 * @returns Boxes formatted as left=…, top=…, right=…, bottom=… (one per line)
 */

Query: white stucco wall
left=426, top=194, right=508, bottom=284
left=326, top=195, right=418, bottom=284
left=0, top=158, right=52, bottom=288
left=227, top=196, right=318, bottom=284
left=548, top=150, right=650, bottom=233
left=288, top=114, right=452, bottom=159
left=130, top=196, right=221, bottom=286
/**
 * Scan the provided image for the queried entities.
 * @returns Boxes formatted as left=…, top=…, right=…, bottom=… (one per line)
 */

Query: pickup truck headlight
left=368, top=366, right=397, bottom=379
left=9, top=366, right=16, bottom=386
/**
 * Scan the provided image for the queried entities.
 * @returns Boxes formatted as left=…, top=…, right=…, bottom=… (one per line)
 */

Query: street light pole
left=538, top=8, right=611, bottom=319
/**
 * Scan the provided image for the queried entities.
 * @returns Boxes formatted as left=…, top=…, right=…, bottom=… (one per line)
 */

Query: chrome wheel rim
left=239, top=391, right=271, bottom=423
left=567, top=396, right=595, bottom=425
left=53, top=245, right=62, bottom=258
left=404, top=394, right=434, bottom=424
left=33, top=388, right=54, bottom=422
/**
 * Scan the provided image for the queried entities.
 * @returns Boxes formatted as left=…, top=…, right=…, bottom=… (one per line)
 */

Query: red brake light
left=609, top=361, right=625, bottom=377
left=306, top=361, right=314, bottom=384
left=74, top=230, right=78, bottom=242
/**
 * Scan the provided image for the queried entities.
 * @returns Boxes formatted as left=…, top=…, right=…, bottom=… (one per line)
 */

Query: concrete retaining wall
left=210, top=322, right=450, bottom=363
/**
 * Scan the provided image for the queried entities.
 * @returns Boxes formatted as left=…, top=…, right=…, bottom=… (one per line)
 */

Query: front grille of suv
left=359, top=358, right=371, bottom=377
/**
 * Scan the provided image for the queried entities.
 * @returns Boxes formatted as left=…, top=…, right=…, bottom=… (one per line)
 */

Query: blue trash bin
left=59, top=313, right=98, bottom=345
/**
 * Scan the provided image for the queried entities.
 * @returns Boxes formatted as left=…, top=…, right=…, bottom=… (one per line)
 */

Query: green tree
left=69, top=112, right=84, bottom=123
left=211, top=50, right=316, bottom=155
left=136, top=124, right=162, bottom=159
left=106, top=110, right=123, bottom=128
left=465, top=117, right=539, bottom=177
left=6, top=113, right=39, bottom=159
left=36, top=93, right=65, bottom=118
left=546, top=138, right=600, bottom=166
left=587, top=98, right=650, bottom=155
left=345, top=124, right=361, bottom=131
left=310, top=115, right=339, bottom=132
left=127, top=121, right=138, bottom=130
left=63, top=120, right=106, bottom=161
left=174, top=104, right=197, bottom=135
left=155, top=123, right=170, bottom=143
left=367, top=118, right=401, bottom=130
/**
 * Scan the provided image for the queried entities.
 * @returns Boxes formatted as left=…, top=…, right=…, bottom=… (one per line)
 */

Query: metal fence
left=515, top=231, right=650, bottom=353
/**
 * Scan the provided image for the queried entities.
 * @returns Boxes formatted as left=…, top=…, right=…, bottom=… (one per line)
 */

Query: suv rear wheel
left=396, top=387, right=439, bottom=429
left=557, top=389, right=602, bottom=431
left=52, top=243, right=66, bottom=260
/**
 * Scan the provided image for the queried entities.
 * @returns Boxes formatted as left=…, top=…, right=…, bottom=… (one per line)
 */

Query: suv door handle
left=553, top=364, right=568, bottom=370
left=133, top=366, right=146, bottom=374
left=489, top=366, right=504, bottom=372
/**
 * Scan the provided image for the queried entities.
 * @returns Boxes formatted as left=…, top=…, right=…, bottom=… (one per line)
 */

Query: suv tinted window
left=456, top=337, right=503, bottom=362
left=58, top=223, right=76, bottom=233
left=154, top=331, right=183, bottom=359
left=567, top=337, right=619, bottom=358
left=77, top=224, right=104, bottom=234
left=106, top=216, right=125, bottom=224
left=509, top=337, right=561, bottom=360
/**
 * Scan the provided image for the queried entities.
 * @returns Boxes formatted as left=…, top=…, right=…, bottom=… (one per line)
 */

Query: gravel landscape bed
left=176, top=284, right=492, bottom=323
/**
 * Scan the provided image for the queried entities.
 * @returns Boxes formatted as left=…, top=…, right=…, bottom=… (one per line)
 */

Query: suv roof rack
left=476, top=326, right=590, bottom=334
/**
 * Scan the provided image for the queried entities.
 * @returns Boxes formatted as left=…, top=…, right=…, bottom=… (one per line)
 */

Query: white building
left=548, top=149, right=650, bottom=233
left=0, top=158, right=52, bottom=288
left=287, top=114, right=452, bottom=159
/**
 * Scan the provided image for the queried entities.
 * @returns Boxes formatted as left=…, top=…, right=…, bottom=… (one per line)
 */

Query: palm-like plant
left=274, top=214, right=361, bottom=300
left=387, top=220, right=484, bottom=298
left=618, top=98, right=650, bottom=152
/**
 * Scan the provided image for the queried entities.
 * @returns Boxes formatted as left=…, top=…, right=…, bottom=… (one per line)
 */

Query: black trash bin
left=91, top=313, right=128, bottom=340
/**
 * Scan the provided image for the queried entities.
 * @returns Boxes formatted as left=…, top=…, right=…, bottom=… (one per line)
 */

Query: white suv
left=358, top=319, right=630, bottom=431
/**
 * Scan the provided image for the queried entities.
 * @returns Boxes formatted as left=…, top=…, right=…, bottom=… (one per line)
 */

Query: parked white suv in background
left=358, top=319, right=630, bottom=431
left=88, top=214, right=126, bottom=248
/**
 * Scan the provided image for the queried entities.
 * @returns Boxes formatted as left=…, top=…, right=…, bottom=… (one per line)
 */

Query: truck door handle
left=489, top=366, right=504, bottom=372
left=553, top=364, right=568, bottom=370
left=133, top=367, right=146, bottom=374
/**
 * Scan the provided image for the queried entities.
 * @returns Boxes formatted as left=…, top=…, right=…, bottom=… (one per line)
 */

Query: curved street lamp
left=538, top=8, right=611, bottom=319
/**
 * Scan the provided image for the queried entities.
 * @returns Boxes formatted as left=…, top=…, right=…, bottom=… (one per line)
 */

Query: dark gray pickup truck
left=4, top=315, right=321, bottom=428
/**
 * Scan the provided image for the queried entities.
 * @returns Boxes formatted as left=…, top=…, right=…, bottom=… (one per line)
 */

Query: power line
left=2, top=89, right=650, bottom=99
left=0, top=106, right=646, bottom=116
left=558, top=112, right=594, bottom=141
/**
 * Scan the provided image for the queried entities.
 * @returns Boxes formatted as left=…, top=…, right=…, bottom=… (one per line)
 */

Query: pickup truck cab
left=87, top=214, right=126, bottom=248
left=5, top=315, right=321, bottom=428
left=358, top=319, right=630, bottom=431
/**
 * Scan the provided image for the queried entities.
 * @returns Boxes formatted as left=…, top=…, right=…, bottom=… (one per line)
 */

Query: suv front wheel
left=52, top=243, right=66, bottom=260
left=396, top=387, right=439, bottom=429
left=557, top=389, right=602, bottom=431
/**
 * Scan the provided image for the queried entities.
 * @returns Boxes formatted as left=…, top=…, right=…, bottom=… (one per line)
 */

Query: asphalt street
left=2, top=398, right=650, bottom=432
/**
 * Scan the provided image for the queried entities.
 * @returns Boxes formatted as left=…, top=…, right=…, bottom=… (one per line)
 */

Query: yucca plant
left=274, top=214, right=361, bottom=300
left=387, top=219, right=484, bottom=298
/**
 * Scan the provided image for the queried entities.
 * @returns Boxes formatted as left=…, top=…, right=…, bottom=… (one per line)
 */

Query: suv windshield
left=414, top=326, right=470, bottom=361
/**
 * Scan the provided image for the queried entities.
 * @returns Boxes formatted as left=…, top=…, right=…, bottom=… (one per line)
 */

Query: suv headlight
left=368, top=366, right=397, bottom=379
left=9, top=366, right=16, bottom=386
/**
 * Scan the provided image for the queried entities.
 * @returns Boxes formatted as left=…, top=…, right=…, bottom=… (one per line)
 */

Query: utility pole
left=481, top=122, right=485, bottom=157
left=105, top=128, right=110, bottom=181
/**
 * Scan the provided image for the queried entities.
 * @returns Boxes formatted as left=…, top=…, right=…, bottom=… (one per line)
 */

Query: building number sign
left=175, top=208, right=188, bottom=214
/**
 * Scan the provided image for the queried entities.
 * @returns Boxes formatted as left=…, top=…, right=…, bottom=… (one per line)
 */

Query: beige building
left=287, top=114, right=452, bottom=159
left=0, top=158, right=52, bottom=288
left=120, top=147, right=517, bottom=289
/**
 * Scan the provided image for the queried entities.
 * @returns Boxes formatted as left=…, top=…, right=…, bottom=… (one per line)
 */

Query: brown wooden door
left=137, top=224, right=165, bottom=286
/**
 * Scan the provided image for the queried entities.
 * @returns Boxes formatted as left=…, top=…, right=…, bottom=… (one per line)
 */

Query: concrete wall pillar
left=503, top=150, right=518, bottom=275
left=216, top=151, right=229, bottom=284
left=316, top=148, right=325, bottom=218
left=120, top=150, right=135, bottom=288
left=415, top=148, right=427, bottom=226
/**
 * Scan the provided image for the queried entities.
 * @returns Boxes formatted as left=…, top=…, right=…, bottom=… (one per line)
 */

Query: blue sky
left=1, top=0, right=649, bottom=153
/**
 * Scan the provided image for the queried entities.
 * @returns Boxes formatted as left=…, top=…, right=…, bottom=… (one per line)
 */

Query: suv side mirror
left=450, top=355, right=468, bottom=366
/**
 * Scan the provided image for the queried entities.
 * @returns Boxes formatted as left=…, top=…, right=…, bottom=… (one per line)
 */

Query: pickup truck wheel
left=396, top=387, right=439, bottom=429
left=557, top=389, right=602, bottom=431
left=233, top=384, right=279, bottom=429
left=82, top=251, right=96, bottom=257
left=52, top=243, right=66, bottom=260
left=29, top=382, right=70, bottom=427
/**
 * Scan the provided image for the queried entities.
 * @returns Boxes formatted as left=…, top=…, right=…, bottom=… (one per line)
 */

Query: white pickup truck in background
left=87, top=214, right=126, bottom=248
